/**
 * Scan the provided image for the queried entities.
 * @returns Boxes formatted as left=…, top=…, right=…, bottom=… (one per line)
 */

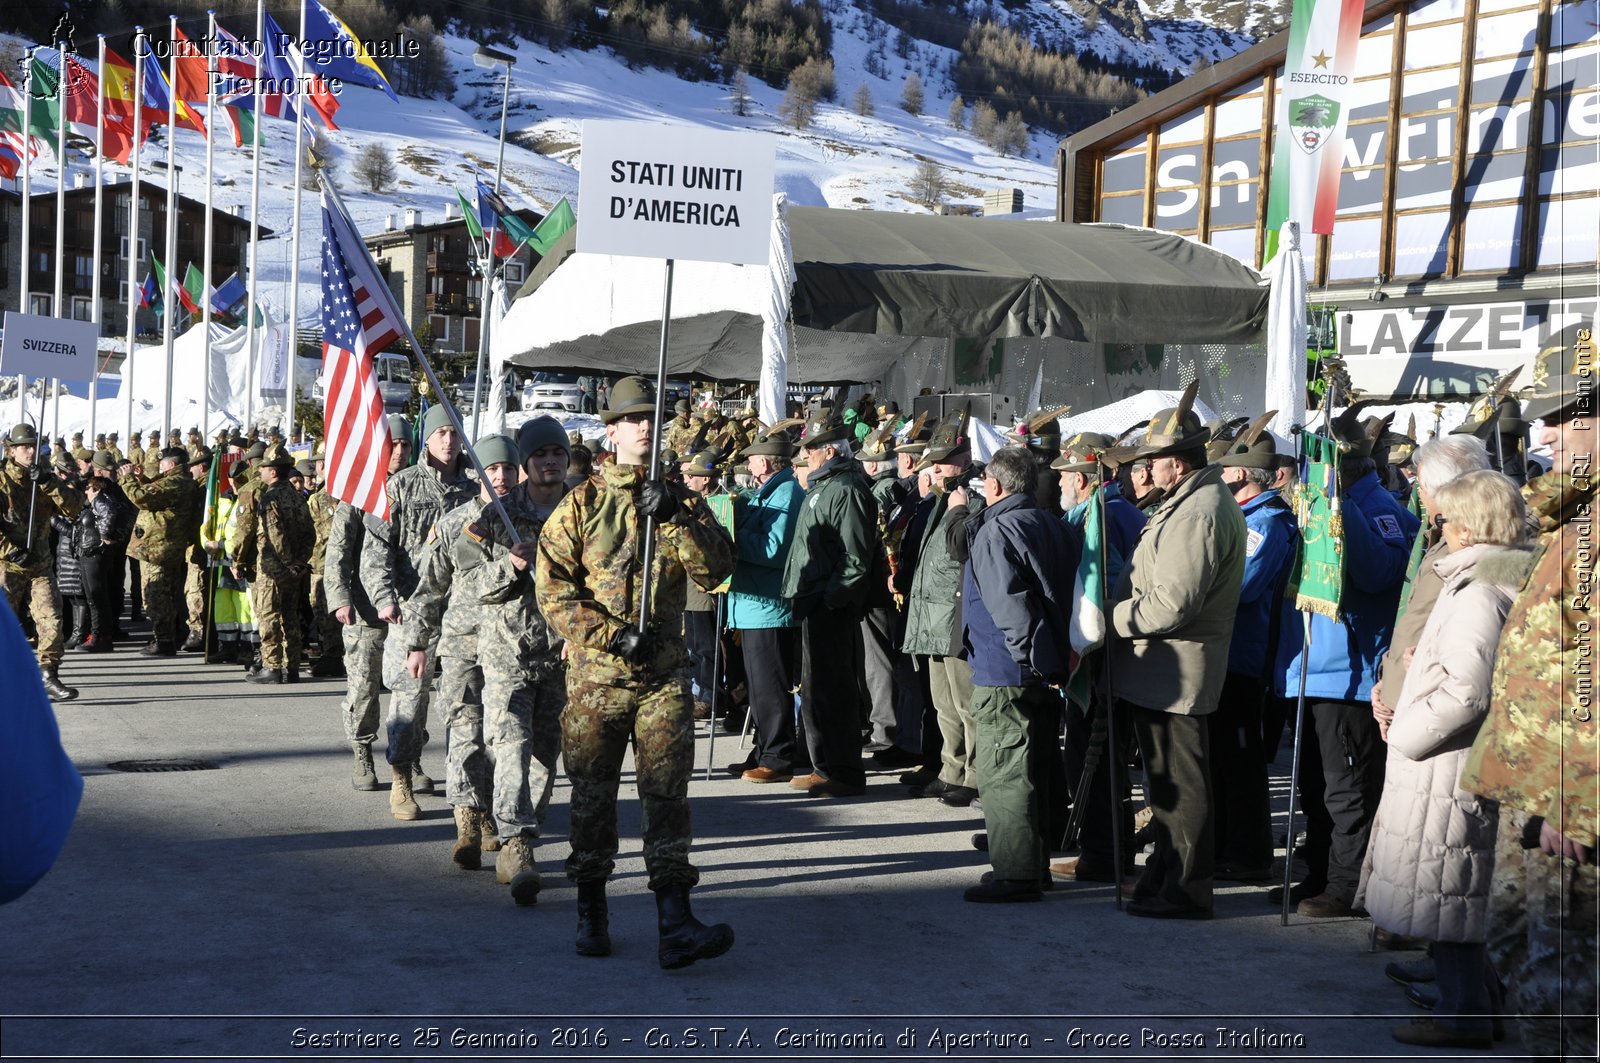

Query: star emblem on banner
left=1312, top=50, right=1332, bottom=68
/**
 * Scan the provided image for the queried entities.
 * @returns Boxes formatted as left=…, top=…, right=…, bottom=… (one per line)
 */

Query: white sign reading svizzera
left=578, top=120, right=775, bottom=266
left=1, top=311, right=101, bottom=384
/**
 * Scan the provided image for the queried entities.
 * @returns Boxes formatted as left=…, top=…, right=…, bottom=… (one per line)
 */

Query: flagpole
left=51, top=36, right=69, bottom=444
left=18, top=49, right=33, bottom=431
left=89, top=35, right=106, bottom=447
left=471, top=56, right=512, bottom=439
left=123, top=30, right=144, bottom=446
left=161, top=13, right=180, bottom=442
left=283, top=0, right=308, bottom=440
left=243, top=0, right=266, bottom=429
left=201, top=9, right=218, bottom=436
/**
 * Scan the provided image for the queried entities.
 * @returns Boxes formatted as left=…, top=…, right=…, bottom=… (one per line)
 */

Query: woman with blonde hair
left=1360, top=469, right=1534, bottom=1049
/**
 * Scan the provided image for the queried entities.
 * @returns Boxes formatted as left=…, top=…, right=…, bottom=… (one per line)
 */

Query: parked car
left=311, top=352, right=413, bottom=412
left=523, top=371, right=584, bottom=413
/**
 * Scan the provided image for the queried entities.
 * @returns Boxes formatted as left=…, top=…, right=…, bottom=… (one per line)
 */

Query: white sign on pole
left=578, top=121, right=776, bottom=266
left=0, top=312, right=100, bottom=384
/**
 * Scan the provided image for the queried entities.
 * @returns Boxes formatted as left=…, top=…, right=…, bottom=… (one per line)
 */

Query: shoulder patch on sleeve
left=1373, top=513, right=1404, bottom=540
left=1245, top=528, right=1264, bottom=557
left=425, top=522, right=440, bottom=545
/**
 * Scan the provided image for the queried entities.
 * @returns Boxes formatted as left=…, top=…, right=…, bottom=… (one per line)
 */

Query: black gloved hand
left=30, top=463, right=52, bottom=485
left=635, top=479, right=681, bottom=523
left=608, top=625, right=656, bottom=664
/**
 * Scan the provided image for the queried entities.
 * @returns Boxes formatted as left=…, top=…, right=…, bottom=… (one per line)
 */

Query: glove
left=607, top=625, right=656, bottom=664
left=634, top=479, right=681, bottom=523
left=30, top=463, right=52, bottom=485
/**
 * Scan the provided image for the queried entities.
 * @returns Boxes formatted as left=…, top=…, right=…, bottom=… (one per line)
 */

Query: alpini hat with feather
left=1050, top=431, right=1116, bottom=474
left=893, top=411, right=932, bottom=455
left=739, top=427, right=798, bottom=459
left=1217, top=412, right=1281, bottom=470
left=1521, top=324, right=1595, bottom=424
left=1009, top=406, right=1070, bottom=453
left=603, top=375, right=659, bottom=424
left=857, top=425, right=897, bottom=462
left=1328, top=404, right=1389, bottom=460
left=799, top=406, right=851, bottom=448
left=1381, top=414, right=1419, bottom=466
left=1134, top=381, right=1211, bottom=460
left=914, top=406, right=972, bottom=470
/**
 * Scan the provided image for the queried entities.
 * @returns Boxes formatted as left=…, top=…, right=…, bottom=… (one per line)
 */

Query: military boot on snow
left=351, top=744, right=379, bottom=791
left=389, top=765, right=421, bottom=821
left=575, top=881, right=611, bottom=957
left=451, top=806, right=483, bottom=870
left=655, top=885, right=734, bottom=970
left=41, top=667, right=78, bottom=702
left=495, top=836, right=541, bottom=905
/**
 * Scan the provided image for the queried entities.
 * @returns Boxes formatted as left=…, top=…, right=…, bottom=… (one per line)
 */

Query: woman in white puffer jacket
left=1359, top=469, right=1534, bottom=1050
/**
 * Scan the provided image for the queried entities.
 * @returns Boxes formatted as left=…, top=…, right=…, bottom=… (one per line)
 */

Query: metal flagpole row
left=122, top=29, right=144, bottom=445
left=242, top=0, right=266, bottom=430
left=283, top=0, right=308, bottom=440
left=201, top=10, right=217, bottom=436
left=50, top=33, right=68, bottom=444
left=161, top=13, right=180, bottom=441
left=89, top=35, right=106, bottom=447
left=18, top=50, right=33, bottom=434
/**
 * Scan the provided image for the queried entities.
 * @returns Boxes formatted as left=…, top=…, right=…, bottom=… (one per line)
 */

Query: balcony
left=426, top=250, right=472, bottom=274
left=425, top=293, right=479, bottom=315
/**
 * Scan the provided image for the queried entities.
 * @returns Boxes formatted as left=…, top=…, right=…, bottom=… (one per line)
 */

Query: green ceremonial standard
left=1293, top=433, right=1344, bottom=619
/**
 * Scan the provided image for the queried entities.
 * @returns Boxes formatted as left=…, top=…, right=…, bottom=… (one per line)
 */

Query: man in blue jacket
left=1214, top=419, right=1298, bottom=881
left=727, top=432, right=805, bottom=783
left=961, top=447, right=1083, bottom=902
left=1275, top=411, right=1420, bottom=917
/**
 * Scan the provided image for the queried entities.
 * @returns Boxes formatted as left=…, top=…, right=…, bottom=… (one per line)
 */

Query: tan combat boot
left=495, top=836, right=541, bottom=906
left=451, top=806, right=482, bottom=870
left=480, top=808, right=502, bottom=851
left=389, top=765, right=421, bottom=821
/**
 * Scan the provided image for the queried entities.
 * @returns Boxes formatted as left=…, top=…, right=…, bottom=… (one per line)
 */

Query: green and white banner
left=1264, top=0, right=1365, bottom=264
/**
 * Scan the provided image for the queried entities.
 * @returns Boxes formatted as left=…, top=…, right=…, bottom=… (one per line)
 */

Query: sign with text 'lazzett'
left=1, top=312, right=100, bottom=384
left=578, top=121, right=774, bottom=266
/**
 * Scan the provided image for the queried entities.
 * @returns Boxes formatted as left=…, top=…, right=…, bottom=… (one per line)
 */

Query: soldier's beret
left=188, top=448, right=213, bottom=467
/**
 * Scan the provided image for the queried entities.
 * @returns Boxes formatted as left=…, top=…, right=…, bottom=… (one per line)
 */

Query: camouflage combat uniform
left=456, top=488, right=567, bottom=843
left=663, top=416, right=698, bottom=459
left=306, top=486, right=342, bottom=665
left=535, top=462, right=733, bottom=890
left=1462, top=473, right=1597, bottom=1059
left=231, top=468, right=264, bottom=658
left=246, top=479, right=316, bottom=672
left=400, top=495, right=490, bottom=809
left=360, top=459, right=475, bottom=766
left=325, top=501, right=384, bottom=745
left=121, top=467, right=203, bottom=648
left=0, top=460, right=83, bottom=666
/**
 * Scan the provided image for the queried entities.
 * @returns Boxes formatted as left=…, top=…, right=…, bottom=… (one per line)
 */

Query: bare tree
left=947, top=94, right=966, bottom=129
left=729, top=68, right=752, bottom=117
left=900, top=71, right=924, bottom=114
left=994, top=111, right=1030, bottom=157
left=780, top=77, right=819, bottom=130
left=354, top=143, right=396, bottom=193
left=971, top=99, right=999, bottom=144
left=852, top=83, right=874, bottom=116
left=909, top=158, right=945, bottom=209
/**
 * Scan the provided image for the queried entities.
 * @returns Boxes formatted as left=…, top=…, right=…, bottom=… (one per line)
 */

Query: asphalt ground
left=0, top=638, right=1530, bottom=1062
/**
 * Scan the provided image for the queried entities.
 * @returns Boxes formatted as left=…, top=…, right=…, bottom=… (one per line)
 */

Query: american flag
left=320, top=186, right=404, bottom=519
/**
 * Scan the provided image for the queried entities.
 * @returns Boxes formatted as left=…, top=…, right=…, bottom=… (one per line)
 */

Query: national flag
left=211, top=272, right=248, bottom=317
left=262, top=12, right=341, bottom=137
left=138, top=271, right=160, bottom=309
left=528, top=197, right=576, bottom=256
left=1262, top=0, right=1365, bottom=264
left=94, top=50, right=146, bottom=163
left=1064, top=485, right=1107, bottom=709
left=171, top=27, right=210, bottom=106
left=181, top=263, right=208, bottom=314
left=304, top=0, right=399, bottom=101
left=138, top=46, right=207, bottom=136
left=0, top=70, right=43, bottom=175
left=150, top=253, right=187, bottom=317
left=476, top=181, right=537, bottom=246
left=320, top=185, right=407, bottom=519
left=212, top=24, right=261, bottom=104
left=460, top=187, right=517, bottom=257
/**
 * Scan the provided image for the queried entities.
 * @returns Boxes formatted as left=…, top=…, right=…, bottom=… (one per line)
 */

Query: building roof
left=0, top=178, right=273, bottom=240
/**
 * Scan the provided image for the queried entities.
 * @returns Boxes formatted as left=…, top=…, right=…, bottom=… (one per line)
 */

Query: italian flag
left=1065, top=486, right=1107, bottom=710
left=1263, top=0, right=1365, bottom=264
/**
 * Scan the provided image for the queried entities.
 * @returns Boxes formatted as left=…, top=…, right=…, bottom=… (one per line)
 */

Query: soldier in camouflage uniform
left=326, top=419, right=410, bottom=790
left=1461, top=330, right=1597, bottom=1059
left=229, top=442, right=269, bottom=675
left=662, top=399, right=697, bottom=458
left=536, top=377, right=736, bottom=967
left=181, top=449, right=215, bottom=653
left=122, top=445, right=204, bottom=656
left=361, top=405, right=475, bottom=814
left=241, top=445, right=316, bottom=684
left=126, top=433, right=143, bottom=471
left=140, top=430, right=162, bottom=478
left=1, top=423, right=84, bottom=700
left=304, top=454, right=344, bottom=678
left=398, top=439, right=496, bottom=827
left=455, top=419, right=570, bottom=904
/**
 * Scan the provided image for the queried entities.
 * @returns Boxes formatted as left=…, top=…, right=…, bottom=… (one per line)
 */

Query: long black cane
left=705, top=592, right=724, bottom=781
left=1060, top=696, right=1105, bottom=853
left=637, top=260, right=676, bottom=632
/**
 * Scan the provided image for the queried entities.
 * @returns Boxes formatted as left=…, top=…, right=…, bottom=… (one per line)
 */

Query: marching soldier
left=241, top=445, right=315, bottom=684
left=535, top=376, right=736, bottom=967
left=361, top=406, right=475, bottom=817
left=1, top=423, right=84, bottom=700
left=121, top=444, right=204, bottom=656
left=182, top=449, right=214, bottom=653
left=305, top=453, right=343, bottom=678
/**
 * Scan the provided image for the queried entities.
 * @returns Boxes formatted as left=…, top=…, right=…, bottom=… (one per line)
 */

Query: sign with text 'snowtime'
left=0, top=312, right=100, bottom=384
left=577, top=120, right=775, bottom=266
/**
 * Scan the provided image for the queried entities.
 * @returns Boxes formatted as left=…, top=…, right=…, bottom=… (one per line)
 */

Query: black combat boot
left=246, top=668, right=284, bottom=685
left=575, top=881, right=611, bottom=957
left=41, top=667, right=78, bottom=702
left=655, top=885, right=734, bottom=970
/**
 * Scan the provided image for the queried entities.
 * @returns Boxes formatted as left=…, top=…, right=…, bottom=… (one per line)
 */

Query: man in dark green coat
left=780, top=408, right=878, bottom=798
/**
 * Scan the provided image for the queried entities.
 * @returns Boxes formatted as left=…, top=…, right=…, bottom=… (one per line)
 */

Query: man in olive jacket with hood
left=780, top=408, right=879, bottom=798
left=1109, top=384, right=1246, bottom=919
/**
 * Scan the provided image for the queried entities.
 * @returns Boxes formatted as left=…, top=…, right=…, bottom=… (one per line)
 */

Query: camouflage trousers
left=1487, top=808, right=1599, bottom=1059
left=563, top=666, right=698, bottom=892
left=380, top=626, right=432, bottom=766
left=437, top=655, right=483, bottom=806
left=183, top=561, right=207, bottom=639
left=139, top=560, right=185, bottom=647
left=308, top=574, right=343, bottom=663
left=341, top=623, right=386, bottom=745
left=478, top=668, right=565, bottom=843
left=255, top=572, right=302, bottom=671
left=1, top=568, right=62, bottom=667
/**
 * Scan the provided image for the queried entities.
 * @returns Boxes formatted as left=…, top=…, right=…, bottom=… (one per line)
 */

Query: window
left=503, top=261, right=524, bottom=285
left=29, top=294, right=52, bottom=315
left=71, top=296, right=92, bottom=321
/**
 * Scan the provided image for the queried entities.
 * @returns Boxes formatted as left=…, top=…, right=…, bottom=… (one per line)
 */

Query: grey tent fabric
left=506, top=207, right=1267, bottom=384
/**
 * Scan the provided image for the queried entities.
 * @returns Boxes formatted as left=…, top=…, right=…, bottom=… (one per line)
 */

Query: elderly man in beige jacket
left=1109, top=384, right=1246, bottom=919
